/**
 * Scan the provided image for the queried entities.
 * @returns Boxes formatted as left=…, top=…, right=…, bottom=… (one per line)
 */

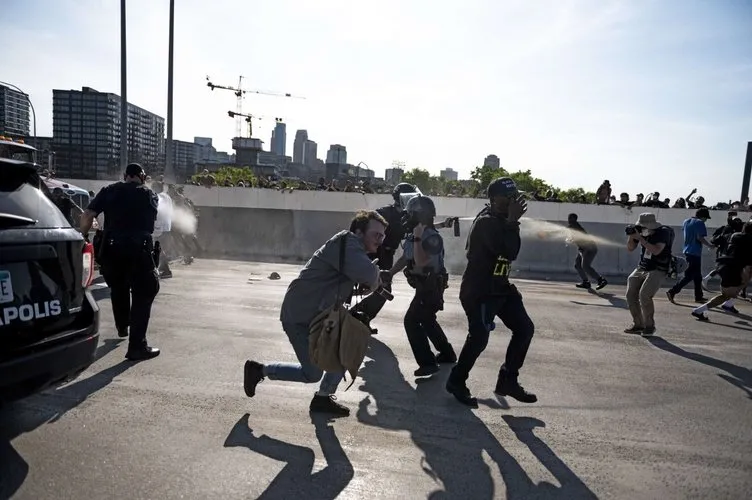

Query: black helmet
left=392, top=182, right=418, bottom=202
left=402, top=194, right=436, bottom=230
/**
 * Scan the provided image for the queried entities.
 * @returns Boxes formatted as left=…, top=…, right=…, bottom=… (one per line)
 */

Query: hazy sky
left=2, top=0, right=751, bottom=202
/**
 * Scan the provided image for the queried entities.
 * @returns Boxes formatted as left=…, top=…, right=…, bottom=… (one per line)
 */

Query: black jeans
left=100, top=242, right=160, bottom=348
left=574, top=247, right=602, bottom=282
left=450, top=289, right=535, bottom=384
left=404, top=286, right=454, bottom=367
left=670, top=253, right=703, bottom=300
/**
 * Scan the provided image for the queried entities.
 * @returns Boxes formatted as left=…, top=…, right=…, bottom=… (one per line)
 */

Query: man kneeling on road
left=243, top=210, right=387, bottom=417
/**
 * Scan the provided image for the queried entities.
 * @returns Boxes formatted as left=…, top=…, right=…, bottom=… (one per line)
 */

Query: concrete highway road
left=2, top=259, right=751, bottom=499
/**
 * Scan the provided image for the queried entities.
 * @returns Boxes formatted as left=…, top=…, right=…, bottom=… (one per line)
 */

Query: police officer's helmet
left=404, top=194, right=436, bottom=224
left=392, top=182, right=418, bottom=202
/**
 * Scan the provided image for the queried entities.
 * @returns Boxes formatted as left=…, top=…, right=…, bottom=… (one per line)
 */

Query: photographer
left=624, top=213, right=674, bottom=336
left=398, top=195, right=457, bottom=377
left=242, top=210, right=386, bottom=417
left=667, top=208, right=714, bottom=304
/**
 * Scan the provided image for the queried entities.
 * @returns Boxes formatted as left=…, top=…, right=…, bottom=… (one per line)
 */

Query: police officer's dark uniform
left=446, top=177, right=537, bottom=408
left=401, top=195, right=457, bottom=377
left=86, top=163, right=161, bottom=360
left=352, top=183, right=419, bottom=329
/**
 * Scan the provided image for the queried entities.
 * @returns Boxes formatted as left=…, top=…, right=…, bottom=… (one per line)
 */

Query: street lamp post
left=120, top=0, right=128, bottom=171
left=0, top=80, right=36, bottom=139
left=164, top=0, right=175, bottom=183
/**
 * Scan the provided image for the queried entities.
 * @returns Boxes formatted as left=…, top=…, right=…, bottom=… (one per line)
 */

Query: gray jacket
left=280, top=230, right=379, bottom=326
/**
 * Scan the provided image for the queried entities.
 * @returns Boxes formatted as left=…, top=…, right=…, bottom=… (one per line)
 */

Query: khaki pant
left=626, top=268, right=666, bottom=328
left=703, top=266, right=751, bottom=310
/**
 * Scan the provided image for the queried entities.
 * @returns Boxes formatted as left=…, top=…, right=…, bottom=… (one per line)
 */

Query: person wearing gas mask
left=693, top=217, right=745, bottom=317
left=396, top=195, right=457, bottom=377
left=446, top=177, right=536, bottom=408
left=666, top=208, right=715, bottom=304
left=624, top=213, right=674, bottom=336
left=352, top=183, right=455, bottom=334
left=79, top=163, right=161, bottom=360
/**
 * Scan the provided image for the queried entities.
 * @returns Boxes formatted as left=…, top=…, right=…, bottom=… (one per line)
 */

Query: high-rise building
left=385, top=168, right=403, bottom=184
left=484, top=154, right=500, bottom=169
left=293, top=129, right=307, bottom=164
left=52, top=86, right=165, bottom=179
left=270, top=121, right=286, bottom=156
left=326, top=144, right=347, bottom=164
left=304, top=139, right=317, bottom=166
left=170, top=139, right=197, bottom=180
left=24, top=136, right=54, bottom=170
left=440, top=168, right=458, bottom=181
left=0, top=84, right=31, bottom=138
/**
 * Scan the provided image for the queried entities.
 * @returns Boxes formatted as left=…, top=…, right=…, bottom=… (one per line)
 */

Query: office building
left=440, top=168, right=458, bottom=181
left=0, top=84, right=31, bottom=138
left=24, top=136, right=54, bottom=170
left=385, top=167, right=403, bottom=184
left=326, top=144, right=347, bottom=165
left=304, top=139, right=317, bottom=166
left=484, top=154, right=500, bottom=169
left=170, top=139, right=197, bottom=180
left=52, top=86, right=164, bottom=179
left=293, top=129, right=307, bottom=164
left=270, top=121, right=286, bottom=156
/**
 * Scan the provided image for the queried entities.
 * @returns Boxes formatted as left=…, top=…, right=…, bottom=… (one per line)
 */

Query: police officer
left=79, top=163, right=161, bottom=361
left=398, top=195, right=457, bottom=377
left=352, top=183, right=456, bottom=332
left=446, top=177, right=536, bottom=408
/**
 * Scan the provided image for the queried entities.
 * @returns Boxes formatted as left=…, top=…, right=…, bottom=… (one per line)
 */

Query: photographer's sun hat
left=636, top=213, right=662, bottom=230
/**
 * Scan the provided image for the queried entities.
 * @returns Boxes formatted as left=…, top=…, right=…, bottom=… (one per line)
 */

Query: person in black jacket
left=567, top=213, right=607, bottom=290
left=79, top=163, right=161, bottom=361
left=446, top=177, right=537, bottom=408
left=703, top=211, right=740, bottom=292
left=692, top=220, right=752, bottom=321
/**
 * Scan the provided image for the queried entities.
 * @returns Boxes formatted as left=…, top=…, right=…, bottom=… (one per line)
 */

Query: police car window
left=0, top=167, right=71, bottom=229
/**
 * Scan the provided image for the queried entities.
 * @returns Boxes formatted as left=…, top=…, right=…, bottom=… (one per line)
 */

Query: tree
left=401, top=168, right=433, bottom=193
left=558, top=187, right=596, bottom=204
left=191, top=166, right=256, bottom=186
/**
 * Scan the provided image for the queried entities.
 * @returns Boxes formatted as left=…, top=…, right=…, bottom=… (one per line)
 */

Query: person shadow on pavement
left=646, top=336, right=752, bottom=398
left=570, top=290, right=628, bottom=310
left=0, top=338, right=135, bottom=500
left=224, top=413, right=354, bottom=499
left=357, top=338, right=597, bottom=500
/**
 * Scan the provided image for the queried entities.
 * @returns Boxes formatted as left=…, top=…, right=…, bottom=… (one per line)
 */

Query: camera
left=625, top=224, right=643, bottom=235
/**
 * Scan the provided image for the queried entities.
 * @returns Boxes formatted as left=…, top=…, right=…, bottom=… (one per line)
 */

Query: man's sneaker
left=243, top=360, right=265, bottom=398
left=125, top=345, right=160, bottom=361
left=595, top=278, right=608, bottom=290
left=624, top=325, right=644, bottom=334
left=436, top=351, right=457, bottom=364
left=695, top=297, right=707, bottom=304
left=691, top=310, right=709, bottom=322
left=494, top=378, right=537, bottom=403
left=117, top=326, right=129, bottom=338
left=445, top=378, right=478, bottom=408
left=641, top=325, right=656, bottom=336
left=414, top=364, right=439, bottom=377
left=722, top=304, right=740, bottom=314
left=575, top=281, right=592, bottom=289
left=309, top=394, right=350, bottom=417
left=666, top=290, right=676, bottom=303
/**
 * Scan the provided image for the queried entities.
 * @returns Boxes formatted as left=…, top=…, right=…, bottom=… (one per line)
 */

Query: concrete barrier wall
left=62, top=179, right=736, bottom=277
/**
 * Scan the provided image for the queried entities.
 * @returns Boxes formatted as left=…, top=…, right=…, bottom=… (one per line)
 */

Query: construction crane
left=206, top=75, right=303, bottom=138
left=227, top=111, right=282, bottom=138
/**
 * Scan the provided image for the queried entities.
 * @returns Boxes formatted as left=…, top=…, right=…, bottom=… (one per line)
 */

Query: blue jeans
left=264, top=322, right=344, bottom=394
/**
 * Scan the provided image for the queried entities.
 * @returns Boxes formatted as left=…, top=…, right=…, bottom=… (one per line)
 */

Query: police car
left=0, top=157, right=99, bottom=403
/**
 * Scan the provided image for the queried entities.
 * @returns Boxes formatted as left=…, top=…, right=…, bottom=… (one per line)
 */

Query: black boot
left=445, top=377, right=478, bottom=408
left=494, top=368, right=537, bottom=403
left=309, top=394, right=350, bottom=417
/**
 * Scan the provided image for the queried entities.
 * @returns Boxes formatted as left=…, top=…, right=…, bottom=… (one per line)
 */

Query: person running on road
left=667, top=208, right=715, bottom=304
left=567, top=213, right=607, bottom=290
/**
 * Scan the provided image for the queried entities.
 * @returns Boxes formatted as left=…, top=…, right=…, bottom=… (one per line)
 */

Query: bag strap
left=333, top=232, right=348, bottom=309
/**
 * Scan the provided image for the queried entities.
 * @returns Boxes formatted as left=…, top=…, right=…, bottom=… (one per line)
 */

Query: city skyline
left=1, top=0, right=751, bottom=201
